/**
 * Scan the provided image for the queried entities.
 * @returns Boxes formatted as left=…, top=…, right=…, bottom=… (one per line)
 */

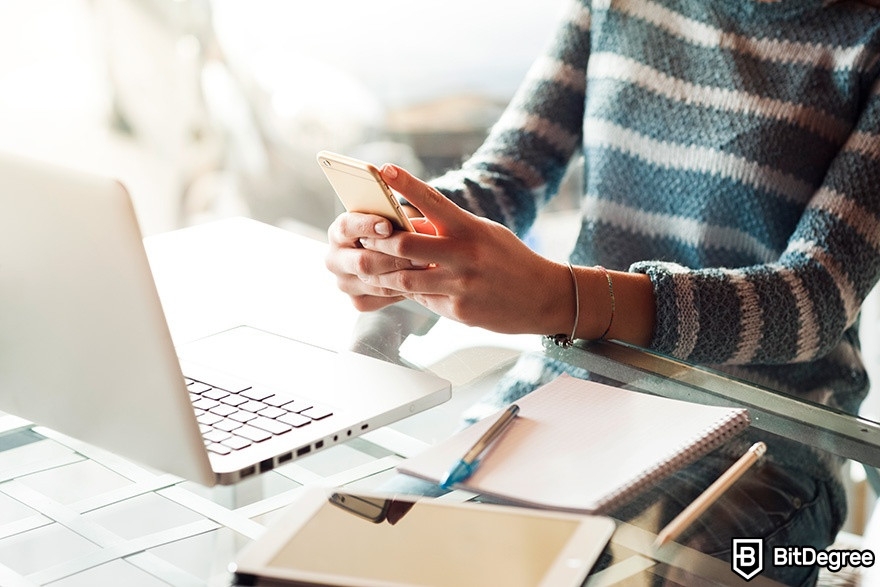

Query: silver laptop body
left=0, top=152, right=451, bottom=485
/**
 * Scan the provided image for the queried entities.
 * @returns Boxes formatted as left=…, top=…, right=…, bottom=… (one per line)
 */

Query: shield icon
left=731, top=538, right=764, bottom=581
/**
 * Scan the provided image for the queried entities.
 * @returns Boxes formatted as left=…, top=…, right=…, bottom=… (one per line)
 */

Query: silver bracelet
left=547, top=262, right=579, bottom=348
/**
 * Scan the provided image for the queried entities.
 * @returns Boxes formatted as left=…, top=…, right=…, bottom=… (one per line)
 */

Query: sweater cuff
left=629, top=260, right=699, bottom=360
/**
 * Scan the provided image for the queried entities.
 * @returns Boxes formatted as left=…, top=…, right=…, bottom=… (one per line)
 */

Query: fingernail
left=374, top=222, right=391, bottom=236
left=411, top=260, right=430, bottom=268
left=381, top=164, right=399, bottom=179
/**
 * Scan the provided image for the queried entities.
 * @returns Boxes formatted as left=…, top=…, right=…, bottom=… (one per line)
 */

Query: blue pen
left=440, top=404, right=520, bottom=489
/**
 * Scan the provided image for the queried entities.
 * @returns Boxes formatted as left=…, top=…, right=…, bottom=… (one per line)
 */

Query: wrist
left=539, top=262, right=578, bottom=339
left=547, top=265, right=616, bottom=346
left=572, top=265, right=615, bottom=341
left=542, top=262, right=654, bottom=346
left=580, top=266, right=656, bottom=347
left=544, top=262, right=579, bottom=346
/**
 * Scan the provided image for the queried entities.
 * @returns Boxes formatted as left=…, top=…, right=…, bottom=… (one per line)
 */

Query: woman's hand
left=349, top=164, right=575, bottom=336
left=325, top=209, right=422, bottom=312
left=326, top=163, right=655, bottom=343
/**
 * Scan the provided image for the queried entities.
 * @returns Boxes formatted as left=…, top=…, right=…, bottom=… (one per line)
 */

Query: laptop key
left=299, top=405, right=333, bottom=421
left=202, top=388, right=229, bottom=401
left=262, top=394, right=296, bottom=408
left=203, top=429, right=231, bottom=443
left=229, top=411, right=257, bottom=423
left=219, top=394, right=249, bottom=407
left=192, top=398, right=220, bottom=411
left=240, top=400, right=268, bottom=413
left=214, top=418, right=244, bottom=432
left=277, top=412, right=311, bottom=428
left=249, top=416, right=292, bottom=435
left=257, top=406, right=286, bottom=419
left=235, top=425, right=272, bottom=443
left=188, top=381, right=212, bottom=394
left=197, top=413, right=223, bottom=426
left=183, top=368, right=252, bottom=394
left=240, top=387, right=274, bottom=401
left=210, top=404, right=238, bottom=417
left=206, top=443, right=232, bottom=455
left=285, top=399, right=313, bottom=412
left=222, top=436, right=251, bottom=450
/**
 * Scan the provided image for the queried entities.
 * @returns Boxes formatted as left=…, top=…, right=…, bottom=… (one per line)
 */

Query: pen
left=439, top=404, right=520, bottom=490
left=653, top=441, right=767, bottom=548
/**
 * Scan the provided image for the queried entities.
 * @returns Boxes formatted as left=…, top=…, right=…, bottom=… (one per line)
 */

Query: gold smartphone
left=317, top=150, right=415, bottom=232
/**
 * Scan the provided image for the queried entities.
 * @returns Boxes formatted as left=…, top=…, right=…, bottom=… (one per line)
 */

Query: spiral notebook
left=397, top=374, right=750, bottom=514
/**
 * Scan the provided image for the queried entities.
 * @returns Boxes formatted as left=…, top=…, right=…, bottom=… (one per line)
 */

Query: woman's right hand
left=325, top=211, right=427, bottom=312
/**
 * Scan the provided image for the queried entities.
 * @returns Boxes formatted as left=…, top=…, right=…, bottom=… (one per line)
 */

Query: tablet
left=231, top=487, right=615, bottom=587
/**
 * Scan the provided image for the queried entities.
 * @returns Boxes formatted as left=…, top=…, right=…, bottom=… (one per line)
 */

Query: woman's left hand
left=356, top=164, right=573, bottom=335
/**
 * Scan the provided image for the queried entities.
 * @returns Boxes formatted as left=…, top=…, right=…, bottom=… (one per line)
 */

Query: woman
left=326, top=1, right=880, bottom=584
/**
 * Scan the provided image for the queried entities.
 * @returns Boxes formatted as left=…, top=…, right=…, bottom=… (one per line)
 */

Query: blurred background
left=0, top=0, right=578, bottom=248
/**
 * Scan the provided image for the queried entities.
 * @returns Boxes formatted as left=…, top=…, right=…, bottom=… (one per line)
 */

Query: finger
left=380, top=164, right=470, bottom=235
left=328, top=212, right=393, bottom=246
left=358, top=231, right=451, bottom=268
left=361, top=266, right=447, bottom=295
left=338, top=273, right=409, bottom=299
left=331, top=247, right=427, bottom=278
left=350, top=293, right=406, bottom=313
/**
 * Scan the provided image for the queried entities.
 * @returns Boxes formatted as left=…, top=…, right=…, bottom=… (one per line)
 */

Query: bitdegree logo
left=732, top=538, right=875, bottom=581
left=774, top=546, right=875, bottom=573
left=732, top=538, right=764, bottom=580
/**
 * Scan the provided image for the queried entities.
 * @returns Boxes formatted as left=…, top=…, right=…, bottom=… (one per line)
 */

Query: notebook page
left=397, top=374, right=749, bottom=514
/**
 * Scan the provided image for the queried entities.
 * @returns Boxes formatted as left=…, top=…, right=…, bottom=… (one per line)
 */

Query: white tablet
left=231, top=487, right=615, bottom=587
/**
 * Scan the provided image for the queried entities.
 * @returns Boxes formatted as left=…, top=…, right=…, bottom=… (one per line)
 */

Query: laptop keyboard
left=184, top=374, right=334, bottom=456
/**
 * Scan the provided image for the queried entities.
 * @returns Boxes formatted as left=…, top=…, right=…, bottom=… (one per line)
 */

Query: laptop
left=0, top=152, right=451, bottom=486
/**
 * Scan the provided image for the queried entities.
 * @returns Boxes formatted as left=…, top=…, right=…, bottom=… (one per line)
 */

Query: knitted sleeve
left=632, top=76, right=880, bottom=365
left=429, top=0, right=591, bottom=237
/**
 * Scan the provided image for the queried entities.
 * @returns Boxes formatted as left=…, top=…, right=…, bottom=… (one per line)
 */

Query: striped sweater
left=431, top=0, right=880, bottom=416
